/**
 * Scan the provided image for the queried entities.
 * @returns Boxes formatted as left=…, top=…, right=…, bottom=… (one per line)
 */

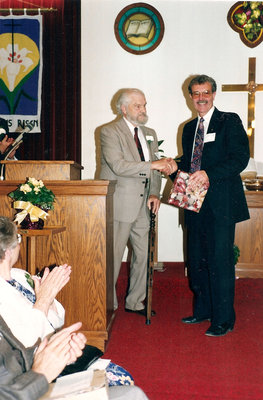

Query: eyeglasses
left=191, top=90, right=212, bottom=98
left=17, top=233, right=22, bottom=244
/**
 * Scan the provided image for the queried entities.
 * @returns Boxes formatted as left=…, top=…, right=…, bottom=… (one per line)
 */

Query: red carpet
left=104, top=263, right=263, bottom=399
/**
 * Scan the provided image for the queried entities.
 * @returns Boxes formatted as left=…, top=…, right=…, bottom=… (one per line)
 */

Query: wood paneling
left=235, top=191, right=263, bottom=278
left=0, top=179, right=115, bottom=351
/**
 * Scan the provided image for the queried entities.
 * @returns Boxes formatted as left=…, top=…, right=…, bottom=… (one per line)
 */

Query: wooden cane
left=146, top=209, right=156, bottom=325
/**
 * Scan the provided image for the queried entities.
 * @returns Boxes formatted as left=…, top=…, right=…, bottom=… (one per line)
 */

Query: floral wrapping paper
left=168, top=170, right=209, bottom=213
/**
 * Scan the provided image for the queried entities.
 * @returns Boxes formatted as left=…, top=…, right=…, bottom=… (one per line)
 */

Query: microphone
left=9, top=122, right=34, bottom=148
left=0, top=122, right=34, bottom=180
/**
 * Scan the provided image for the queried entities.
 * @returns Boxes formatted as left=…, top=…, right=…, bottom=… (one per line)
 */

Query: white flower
left=20, top=184, right=32, bottom=193
left=28, top=177, right=38, bottom=186
left=146, top=135, right=154, bottom=142
left=34, top=187, right=41, bottom=194
left=154, top=151, right=162, bottom=160
left=0, top=44, right=33, bottom=92
left=28, top=177, right=44, bottom=187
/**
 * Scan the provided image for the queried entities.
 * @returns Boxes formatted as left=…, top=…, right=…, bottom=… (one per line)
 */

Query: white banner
left=0, top=14, right=43, bottom=133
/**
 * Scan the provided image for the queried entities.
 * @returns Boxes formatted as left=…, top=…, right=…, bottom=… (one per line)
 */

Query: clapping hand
left=33, top=264, right=72, bottom=316
left=32, top=321, right=86, bottom=383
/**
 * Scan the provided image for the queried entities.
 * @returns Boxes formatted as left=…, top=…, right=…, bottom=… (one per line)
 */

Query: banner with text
left=0, top=14, right=43, bottom=133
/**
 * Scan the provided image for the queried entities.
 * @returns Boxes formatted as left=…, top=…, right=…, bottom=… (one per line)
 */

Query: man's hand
left=32, top=322, right=86, bottom=383
left=147, top=195, right=160, bottom=214
left=151, top=158, right=178, bottom=175
left=0, top=135, right=14, bottom=154
left=188, top=170, right=209, bottom=190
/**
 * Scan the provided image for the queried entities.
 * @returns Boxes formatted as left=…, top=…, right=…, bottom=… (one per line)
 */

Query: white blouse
left=0, top=268, right=65, bottom=347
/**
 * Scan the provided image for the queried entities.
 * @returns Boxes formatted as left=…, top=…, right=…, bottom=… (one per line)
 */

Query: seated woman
left=0, top=216, right=134, bottom=386
left=0, top=220, right=68, bottom=347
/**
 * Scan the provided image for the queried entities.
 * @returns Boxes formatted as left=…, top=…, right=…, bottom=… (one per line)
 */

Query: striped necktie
left=190, top=117, right=204, bottom=173
left=134, top=127, right=145, bottom=161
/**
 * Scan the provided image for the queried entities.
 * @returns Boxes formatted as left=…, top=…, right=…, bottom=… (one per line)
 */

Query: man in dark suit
left=170, top=75, right=250, bottom=337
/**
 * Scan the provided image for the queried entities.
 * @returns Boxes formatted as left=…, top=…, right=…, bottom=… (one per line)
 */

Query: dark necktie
left=190, top=117, right=204, bottom=173
left=134, top=127, right=145, bottom=161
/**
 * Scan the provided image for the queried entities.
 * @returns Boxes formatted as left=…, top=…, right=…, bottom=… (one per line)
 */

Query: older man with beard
left=100, top=88, right=173, bottom=313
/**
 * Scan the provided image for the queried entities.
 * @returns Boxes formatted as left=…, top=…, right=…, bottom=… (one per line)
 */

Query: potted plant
left=8, top=177, right=55, bottom=229
left=233, top=244, right=240, bottom=265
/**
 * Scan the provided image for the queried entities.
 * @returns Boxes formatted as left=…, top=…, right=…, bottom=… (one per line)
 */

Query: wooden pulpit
left=0, top=161, right=115, bottom=351
left=1, top=160, right=82, bottom=180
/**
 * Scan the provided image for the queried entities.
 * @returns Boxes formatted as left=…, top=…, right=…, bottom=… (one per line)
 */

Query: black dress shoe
left=182, top=316, right=211, bottom=324
left=125, top=308, right=156, bottom=316
left=205, top=323, right=234, bottom=337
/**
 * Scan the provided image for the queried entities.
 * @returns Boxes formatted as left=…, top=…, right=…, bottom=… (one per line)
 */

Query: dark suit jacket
left=172, top=107, right=250, bottom=226
left=0, top=316, right=49, bottom=400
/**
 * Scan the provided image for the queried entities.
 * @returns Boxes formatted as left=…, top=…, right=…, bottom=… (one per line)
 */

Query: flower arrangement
left=8, top=177, right=55, bottom=227
left=9, top=177, right=55, bottom=209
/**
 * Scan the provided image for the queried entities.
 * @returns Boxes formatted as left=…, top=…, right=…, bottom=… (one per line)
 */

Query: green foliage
left=233, top=244, right=240, bottom=265
left=25, top=272, right=35, bottom=289
left=157, top=140, right=165, bottom=155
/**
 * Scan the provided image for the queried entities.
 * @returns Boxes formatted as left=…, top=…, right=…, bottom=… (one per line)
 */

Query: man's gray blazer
left=100, top=118, right=162, bottom=223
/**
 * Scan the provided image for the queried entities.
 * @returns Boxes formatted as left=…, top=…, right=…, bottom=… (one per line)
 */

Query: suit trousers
left=186, top=204, right=236, bottom=326
left=113, top=194, right=149, bottom=310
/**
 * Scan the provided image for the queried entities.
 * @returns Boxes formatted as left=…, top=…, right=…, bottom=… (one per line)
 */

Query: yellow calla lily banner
left=13, top=200, right=48, bottom=224
left=0, top=14, right=43, bottom=133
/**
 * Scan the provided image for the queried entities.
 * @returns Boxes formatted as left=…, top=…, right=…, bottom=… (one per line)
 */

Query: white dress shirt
left=124, top=118, right=150, bottom=161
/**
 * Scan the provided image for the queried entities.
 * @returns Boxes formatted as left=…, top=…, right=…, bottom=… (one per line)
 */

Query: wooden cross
left=222, top=57, right=263, bottom=157
left=4, top=19, right=22, bottom=61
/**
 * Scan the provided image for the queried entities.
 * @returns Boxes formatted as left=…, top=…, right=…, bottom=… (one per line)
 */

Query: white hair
left=116, top=88, right=145, bottom=115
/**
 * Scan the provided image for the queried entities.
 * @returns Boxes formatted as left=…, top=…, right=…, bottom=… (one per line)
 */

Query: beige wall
left=81, top=0, right=263, bottom=261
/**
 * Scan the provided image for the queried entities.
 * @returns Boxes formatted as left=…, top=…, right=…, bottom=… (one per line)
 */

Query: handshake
left=151, top=157, right=178, bottom=175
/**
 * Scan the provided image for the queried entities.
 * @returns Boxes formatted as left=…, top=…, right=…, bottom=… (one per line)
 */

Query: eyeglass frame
left=191, top=90, right=213, bottom=98
left=17, top=233, right=22, bottom=244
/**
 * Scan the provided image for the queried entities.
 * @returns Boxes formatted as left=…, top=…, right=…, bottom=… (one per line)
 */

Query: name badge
left=204, top=132, right=216, bottom=143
